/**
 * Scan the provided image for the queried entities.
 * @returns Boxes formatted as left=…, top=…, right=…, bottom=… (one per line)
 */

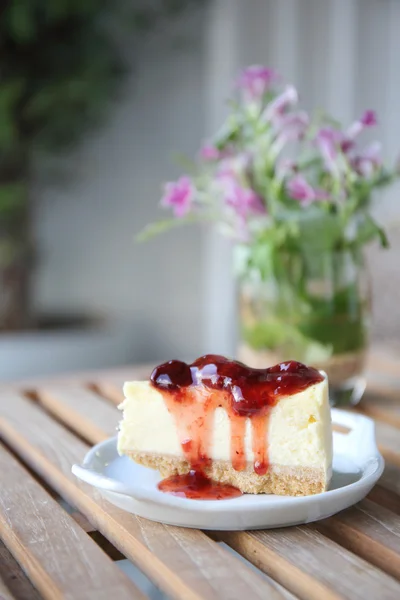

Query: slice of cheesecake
left=117, top=356, right=333, bottom=497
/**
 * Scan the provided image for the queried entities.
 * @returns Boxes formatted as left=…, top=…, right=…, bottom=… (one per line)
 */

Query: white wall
left=33, top=8, right=207, bottom=363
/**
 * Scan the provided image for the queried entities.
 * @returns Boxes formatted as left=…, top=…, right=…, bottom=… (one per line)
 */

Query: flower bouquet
left=141, top=66, right=399, bottom=405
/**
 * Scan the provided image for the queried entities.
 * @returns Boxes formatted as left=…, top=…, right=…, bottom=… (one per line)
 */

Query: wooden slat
left=369, top=485, right=400, bottom=516
left=0, top=392, right=292, bottom=600
left=315, top=499, right=400, bottom=580
left=6, top=366, right=149, bottom=392
left=215, top=527, right=400, bottom=600
left=0, top=444, right=144, bottom=600
left=35, top=385, right=118, bottom=442
left=71, top=511, right=94, bottom=533
left=92, top=378, right=125, bottom=406
left=0, top=541, right=42, bottom=600
left=70, top=512, right=125, bottom=561
left=379, top=463, right=400, bottom=497
left=373, top=420, right=400, bottom=467
left=93, top=366, right=151, bottom=406
left=0, top=576, right=17, bottom=600
left=367, top=347, right=400, bottom=378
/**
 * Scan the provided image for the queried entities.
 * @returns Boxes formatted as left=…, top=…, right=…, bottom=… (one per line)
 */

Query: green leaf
left=172, top=152, right=197, bottom=174
left=213, top=116, right=241, bottom=150
left=136, top=217, right=195, bottom=242
left=354, top=214, right=389, bottom=249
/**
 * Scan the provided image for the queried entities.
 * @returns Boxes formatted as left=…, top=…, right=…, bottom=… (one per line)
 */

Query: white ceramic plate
left=72, top=409, right=384, bottom=530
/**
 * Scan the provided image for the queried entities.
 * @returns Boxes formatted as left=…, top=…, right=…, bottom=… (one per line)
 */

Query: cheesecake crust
left=125, top=451, right=327, bottom=496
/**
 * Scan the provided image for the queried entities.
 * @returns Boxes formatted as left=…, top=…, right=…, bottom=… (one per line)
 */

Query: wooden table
left=1, top=348, right=400, bottom=600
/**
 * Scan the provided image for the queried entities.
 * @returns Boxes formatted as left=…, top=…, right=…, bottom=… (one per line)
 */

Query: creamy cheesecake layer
left=118, top=378, right=332, bottom=481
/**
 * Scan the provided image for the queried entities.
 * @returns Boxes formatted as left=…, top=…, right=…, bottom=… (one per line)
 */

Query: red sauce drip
left=152, top=356, right=323, bottom=500
left=158, top=470, right=243, bottom=500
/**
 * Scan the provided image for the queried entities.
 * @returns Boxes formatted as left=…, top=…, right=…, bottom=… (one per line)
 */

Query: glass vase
left=237, top=249, right=371, bottom=406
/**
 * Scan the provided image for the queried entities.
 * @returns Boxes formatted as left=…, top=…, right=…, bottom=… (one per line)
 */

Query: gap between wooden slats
left=69, top=512, right=124, bottom=560
left=315, top=499, right=400, bottom=581
left=0, top=392, right=292, bottom=600
left=70, top=510, right=122, bottom=558
left=0, top=443, right=145, bottom=600
left=0, top=540, right=42, bottom=600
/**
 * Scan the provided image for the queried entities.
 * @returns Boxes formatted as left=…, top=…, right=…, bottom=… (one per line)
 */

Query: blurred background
left=1, top=0, right=400, bottom=380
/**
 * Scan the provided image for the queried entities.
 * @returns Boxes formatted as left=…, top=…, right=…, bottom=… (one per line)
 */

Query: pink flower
left=347, top=110, right=377, bottom=139
left=199, top=144, right=220, bottom=161
left=262, top=85, right=299, bottom=122
left=315, top=127, right=342, bottom=177
left=221, top=176, right=265, bottom=217
left=270, top=111, right=309, bottom=156
left=216, top=154, right=251, bottom=181
left=352, top=142, right=382, bottom=178
left=161, top=176, right=194, bottom=217
left=340, top=138, right=354, bottom=153
left=217, top=163, right=236, bottom=180
left=316, top=127, right=342, bottom=145
left=361, top=110, right=377, bottom=127
left=200, top=144, right=234, bottom=162
left=279, top=111, right=309, bottom=134
left=287, top=175, right=328, bottom=205
left=236, top=65, right=279, bottom=99
left=219, top=177, right=265, bottom=242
